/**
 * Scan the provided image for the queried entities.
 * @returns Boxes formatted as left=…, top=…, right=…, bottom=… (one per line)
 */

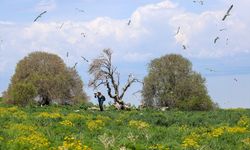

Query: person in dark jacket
left=94, top=92, right=105, bottom=111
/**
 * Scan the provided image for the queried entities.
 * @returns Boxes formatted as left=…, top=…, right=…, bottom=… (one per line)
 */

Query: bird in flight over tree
left=206, top=68, right=216, bottom=72
left=73, top=62, right=78, bottom=69
left=81, top=56, right=89, bottom=63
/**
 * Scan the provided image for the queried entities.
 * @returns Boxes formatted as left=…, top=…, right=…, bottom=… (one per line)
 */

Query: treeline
left=2, top=50, right=217, bottom=111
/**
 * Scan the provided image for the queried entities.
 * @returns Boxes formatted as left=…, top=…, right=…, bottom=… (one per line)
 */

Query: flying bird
left=206, top=68, right=216, bottom=72
left=182, top=45, right=187, bottom=50
left=175, top=26, right=180, bottom=35
left=127, top=20, right=131, bottom=26
left=75, top=8, right=85, bottom=13
left=234, top=78, right=238, bottom=82
left=193, top=0, right=204, bottom=5
left=219, top=28, right=227, bottom=31
left=226, top=38, right=229, bottom=45
left=59, top=23, right=64, bottom=29
left=222, top=5, right=233, bottom=21
left=73, top=62, right=78, bottom=69
left=81, top=56, right=89, bottom=63
left=34, top=11, right=47, bottom=22
left=132, top=90, right=142, bottom=97
left=81, top=33, right=86, bottom=37
left=214, top=36, right=219, bottom=44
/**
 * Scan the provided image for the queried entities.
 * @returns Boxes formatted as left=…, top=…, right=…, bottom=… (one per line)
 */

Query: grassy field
left=0, top=104, right=249, bottom=150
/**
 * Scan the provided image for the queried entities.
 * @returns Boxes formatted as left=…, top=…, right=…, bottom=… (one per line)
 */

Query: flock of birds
left=175, top=4, right=234, bottom=49
left=0, top=2, right=238, bottom=83
left=173, top=3, right=238, bottom=82
left=32, top=8, right=92, bottom=69
left=31, top=7, right=134, bottom=70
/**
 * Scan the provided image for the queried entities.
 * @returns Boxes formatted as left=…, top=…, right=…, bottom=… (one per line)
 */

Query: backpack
left=101, top=95, right=106, bottom=101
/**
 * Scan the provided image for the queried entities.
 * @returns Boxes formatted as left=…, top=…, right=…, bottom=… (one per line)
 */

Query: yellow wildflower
left=148, top=144, right=170, bottom=150
left=37, top=112, right=61, bottom=119
left=60, top=120, right=74, bottom=127
left=8, top=124, right=37, bottom=133
left=242, top=138, right=250, bottom=145
left=129, top=120, right=150, bottom=129
left=58, top=136, right=91, bottom=150
left=96, top=115, right=111, bottom=121
left=238, top=116, right=249, bottom=128
left=9, top=132, right=49, bottom=149
left=226, top=126, right=248, bottom=133
left=0, top=106, right=26, bottom=118
left=64, top=113, right=84, bottom=121
left=182, top=132, right=200, bottom=148
left=208, top=127, right=225, bottom=137
left=87, top=119, right=105, bottom=131
left=7, top=106, right=19, bottom=112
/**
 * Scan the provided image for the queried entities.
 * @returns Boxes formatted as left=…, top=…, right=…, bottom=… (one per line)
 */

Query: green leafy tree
left=142, top=54, right=214, bottom=110
left=4, top=51, right=87, bottom=106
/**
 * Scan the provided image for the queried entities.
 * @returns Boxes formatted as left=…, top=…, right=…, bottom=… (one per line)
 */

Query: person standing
left=94, top=92, right=105, bottom=111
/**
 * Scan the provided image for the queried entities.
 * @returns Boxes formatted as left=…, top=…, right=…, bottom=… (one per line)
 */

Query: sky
left=0, top=0, right=250, bottom=108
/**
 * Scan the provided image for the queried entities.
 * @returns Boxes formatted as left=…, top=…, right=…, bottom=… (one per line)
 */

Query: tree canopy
left=142, top=54, right=214, bottom=111
left=4, top=51, right=87, bottom=106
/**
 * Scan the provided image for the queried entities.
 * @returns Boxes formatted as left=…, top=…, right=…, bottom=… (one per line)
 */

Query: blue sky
left=0, top=0, right=250, bottom=108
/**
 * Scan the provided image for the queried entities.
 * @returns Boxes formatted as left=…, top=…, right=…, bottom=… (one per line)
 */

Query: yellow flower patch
left=129, top=120, right=150, bottom=129
left=96, top=115, right=111, bottom=121
left=148, top=144, right=170, bottom=150
left=64, top=113, right=85, bottom=121
left=60, top=120, right=74, bottom=127
left=9, top=132, right=49, bottom=149
left=238, top=116, right=250, bottom=128
left=208, top=127, right=225, bottom=138
left=226, top=126, right=248, bottom=133
left=0, top=106, right=26, bottom=119
left=181, top=132, right=200, bottom=148
left=8, top=123, right=37, bottom=133
left=37, top=112, right=62, bottom=119
left=242, top=138, right=250, bottom=145
left=58, top=136, right=91, bottom=150
left=87, top=119, right=105, bottom=131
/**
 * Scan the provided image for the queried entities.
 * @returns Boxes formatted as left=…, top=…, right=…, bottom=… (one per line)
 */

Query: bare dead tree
left=88, top=49, right=140, bottom=108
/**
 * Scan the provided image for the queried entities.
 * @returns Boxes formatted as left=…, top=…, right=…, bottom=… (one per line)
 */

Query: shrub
left=177, top=96, right=213, bottom=111
left=11, top=82, right=37, bottom=106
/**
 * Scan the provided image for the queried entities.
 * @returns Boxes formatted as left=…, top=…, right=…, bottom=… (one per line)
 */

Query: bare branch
left=120, top=74, right=139, bottom=100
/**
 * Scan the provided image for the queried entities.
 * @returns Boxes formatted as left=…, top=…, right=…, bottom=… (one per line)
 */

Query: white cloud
left=123, top=52, right=153, bottom=62
left=35, top=0, right=56, bottom=12
left=0, top=0, right=250, bottom=71
left=0, top=21, right=14, bottom=25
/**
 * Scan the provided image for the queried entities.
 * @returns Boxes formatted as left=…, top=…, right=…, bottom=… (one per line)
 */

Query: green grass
left=0, top=104, right=249, bottom=150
